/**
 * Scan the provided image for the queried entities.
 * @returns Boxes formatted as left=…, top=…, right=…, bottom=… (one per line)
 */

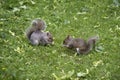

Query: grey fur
left=30, top=31, right=53, bottom=46
left=26, top=19, right=53, bottom=46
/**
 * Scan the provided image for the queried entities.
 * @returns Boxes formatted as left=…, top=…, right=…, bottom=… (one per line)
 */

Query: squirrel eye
left=48, top=38, right=53, bottom=42
left=47, top=32, right=50, bottom=36
left=63, top=40, right=66, bottom=44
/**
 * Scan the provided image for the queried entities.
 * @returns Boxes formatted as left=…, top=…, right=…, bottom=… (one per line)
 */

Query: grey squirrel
left=63, top=35, right=99, bottom=54
left=26, top=19, right=53, bottom=46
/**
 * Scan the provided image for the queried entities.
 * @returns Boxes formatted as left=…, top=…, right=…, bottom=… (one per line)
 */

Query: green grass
left=0, top=0, right=120, bottom=80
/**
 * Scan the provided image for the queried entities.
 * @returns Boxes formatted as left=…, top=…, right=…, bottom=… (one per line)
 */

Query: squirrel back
left=26, top=19, right=47, bottom=39
left=63, top=35, right=99, bottom=54
left=80, top=36, right=99, bottom=54
left=63, top=35, right=86, bottom=49
left=25, top=19, right=53, bottom=46
left=30, top=31, right=53, bottom=46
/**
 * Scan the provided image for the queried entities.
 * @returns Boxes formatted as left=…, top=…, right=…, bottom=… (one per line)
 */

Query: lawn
left=0, top=0, right=120, bottom=80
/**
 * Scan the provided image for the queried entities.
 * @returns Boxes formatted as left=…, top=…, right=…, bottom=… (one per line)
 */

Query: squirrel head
left=41, top=32, right=54, bottom=46
left=63, top=35, right=73, bottom=47
left=46, top=32, right=53, bottom=43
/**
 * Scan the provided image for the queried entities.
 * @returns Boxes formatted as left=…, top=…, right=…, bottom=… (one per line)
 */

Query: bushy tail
left=25, top=27, right=34, bottom=39
left=25, top=19, right=47, bottom=39
left=81, top=36, right=99, bottom=54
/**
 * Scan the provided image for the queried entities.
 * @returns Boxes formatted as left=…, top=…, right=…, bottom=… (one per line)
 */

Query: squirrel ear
left=67, top=35, right=71, bottom=38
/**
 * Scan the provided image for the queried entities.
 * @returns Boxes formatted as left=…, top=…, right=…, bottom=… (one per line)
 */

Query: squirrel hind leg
left=30, top=40, right=39, bottom=46
left=76, top=48, right=81, bottom=54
